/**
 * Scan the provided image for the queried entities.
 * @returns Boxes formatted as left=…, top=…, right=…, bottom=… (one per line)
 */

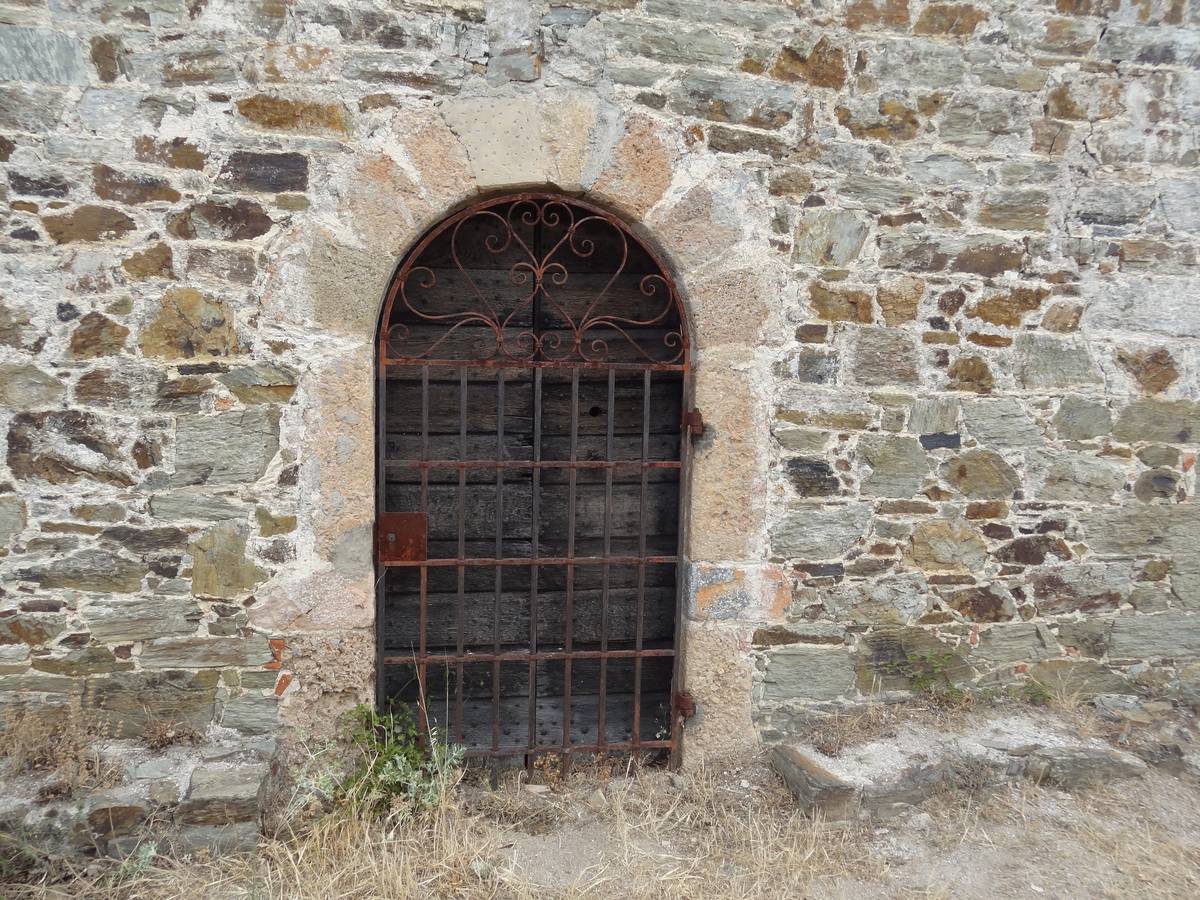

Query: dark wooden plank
left=383, top=481, right=679, bottom=543
left=385, top=656, right=672, bottom=701
left=384, top=559, right=676, bottom=593
left=382, top=586, right=676, bottom=649
left=383, top=373, right=681, bottom=437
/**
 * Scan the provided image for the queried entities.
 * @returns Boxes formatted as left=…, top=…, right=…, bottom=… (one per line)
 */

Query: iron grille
left=376, top=194, right=691, bottom=765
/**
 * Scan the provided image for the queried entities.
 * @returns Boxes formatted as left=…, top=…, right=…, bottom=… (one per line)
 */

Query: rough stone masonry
left=1, top=0, right=1199, bottom=854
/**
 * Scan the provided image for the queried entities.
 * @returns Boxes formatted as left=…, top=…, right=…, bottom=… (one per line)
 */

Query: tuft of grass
left=142, top=719, right=204, bottom=752
left=336, top=703, right=465, bottom=820
left=797, top=702, right=899, bottom=757
left=0, top=705, right=120, bottom=798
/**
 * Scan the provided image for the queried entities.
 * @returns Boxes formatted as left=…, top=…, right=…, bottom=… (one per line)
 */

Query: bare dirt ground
left=6, top=755, right=1199, bottom=899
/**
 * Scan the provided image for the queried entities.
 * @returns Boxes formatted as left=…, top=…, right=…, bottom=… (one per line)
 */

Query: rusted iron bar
left=382, top=459, right=682, bottom=470
left=455, top=369, right=466, bottom=743
left=383, top=647, right=675, bottom=666
left=384, top=358, right=686, bottom=372
left=598, top=367, right=615, bottom=750
left=381, top=554, right=678, bottom=568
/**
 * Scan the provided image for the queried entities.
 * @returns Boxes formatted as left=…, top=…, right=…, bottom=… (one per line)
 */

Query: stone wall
left=1, top=0, right=1199, bottom=850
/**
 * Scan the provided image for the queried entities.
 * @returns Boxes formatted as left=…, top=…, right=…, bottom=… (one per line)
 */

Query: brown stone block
left=69, top=311, right=128, bottom=358
left=7, top=410, right=132, bottom=487
left=967, top=332, right=1012, bottom=348
left=42, top=205, right=135, bottom=243
left=770, top=38, right=846, bottom=90
left=141, top=288, right=243, bottom=360
left=75, top=369, right=131, bottom=406
left=809, top=281, right=874, bottom=323
left=967, top=287, right=1049, bottom=326
left=835, top=98, right=921, bottom=142
left=134, top=136, right=206, bottom=170
left=219, top=151, right=308, bottom=193
left=1115, top=346, right=1179, bottom=395
left=913, top=3, right=988, bottom=37
left=965, top=500, right=1008, bottom=519
left=878, top=276, right=924, bottom=324
left=121, top=242, right=173, bottom=280
left=168, top=199, right=273, bottom=241
left=236, top=94, right=349, bottom=133
left=93, top=164, right=180, bottom=205
left=951, top=242, right=1024, bottom=276
left=846, top=0, right=910, bottom=30
left=946, top=355, right=994, bottom=393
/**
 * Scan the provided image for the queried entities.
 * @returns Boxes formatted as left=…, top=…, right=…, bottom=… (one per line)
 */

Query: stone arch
left=256, top=91, right=784, bottom=766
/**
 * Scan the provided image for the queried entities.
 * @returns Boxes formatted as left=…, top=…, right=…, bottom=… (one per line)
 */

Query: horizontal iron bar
left=381, top=554, right=677, bottom=568
left=384, top=647, right=675, bottom=665
left=383, top=459, right=682, bottom=470
left=383, top=357, right=686, bottom=372
left=460, top=740, right=673, bottom=758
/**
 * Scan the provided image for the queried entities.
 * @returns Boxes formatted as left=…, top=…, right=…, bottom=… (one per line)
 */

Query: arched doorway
left=376, top=193, right=692, bottom=764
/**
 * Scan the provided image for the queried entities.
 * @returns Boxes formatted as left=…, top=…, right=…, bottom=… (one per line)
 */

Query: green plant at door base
left=338, top=703, right=464, bottom=819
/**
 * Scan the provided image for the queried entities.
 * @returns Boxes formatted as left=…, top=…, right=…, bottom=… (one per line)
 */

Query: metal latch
left=683, top=409, right=704, bottom=439
left=375, top=512, right=428, bottom=563
left=673, top=691, right=696, bottom=720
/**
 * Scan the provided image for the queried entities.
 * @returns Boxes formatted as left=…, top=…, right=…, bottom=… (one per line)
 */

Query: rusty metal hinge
left=376, top=512, right=428, bottom=564
left=673, top=691, right=696, bottom=720
left=683, top=409, right=704, bottom=439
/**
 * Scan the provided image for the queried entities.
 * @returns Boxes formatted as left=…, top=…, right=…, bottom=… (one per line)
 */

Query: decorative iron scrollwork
left=382, top=195, right=687, bottom=365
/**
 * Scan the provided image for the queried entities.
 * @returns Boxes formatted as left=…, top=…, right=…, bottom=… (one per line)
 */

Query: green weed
left=337, top=704, right=464, bottom=820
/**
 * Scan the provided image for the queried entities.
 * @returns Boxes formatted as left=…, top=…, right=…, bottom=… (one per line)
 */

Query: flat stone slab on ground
left=771, top=712, right=1149, bottom=820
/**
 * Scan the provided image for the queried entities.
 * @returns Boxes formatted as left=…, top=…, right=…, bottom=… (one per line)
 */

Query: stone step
left=771, top=713, right=1148, bottom=821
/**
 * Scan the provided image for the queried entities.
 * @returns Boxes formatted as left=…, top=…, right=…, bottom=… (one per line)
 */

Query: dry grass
left=0, top=704, right=121, bottom=799
left=977, top=778, right=1200, bottom=899
left=141, top=719, right=204, bottom=753
left=6, top=763, right=1200, bottom=899
left=4, top=762, right=881, bottom=900
left=5, top=693, right=1200, bottom=900
left=793, top=701, right=901, bottom=756
left=789, top=690, right=986, bottom=757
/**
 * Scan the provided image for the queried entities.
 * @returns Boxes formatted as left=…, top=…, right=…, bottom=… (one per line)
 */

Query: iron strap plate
left=375, top=512, right=428, bottom=563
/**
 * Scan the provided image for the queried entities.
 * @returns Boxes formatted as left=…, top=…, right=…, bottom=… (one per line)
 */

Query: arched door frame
left=373, top=191, right=697, bottom=765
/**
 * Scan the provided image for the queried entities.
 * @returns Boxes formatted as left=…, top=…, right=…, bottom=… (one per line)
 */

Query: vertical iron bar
left=418, top=365, right=430, bottom=742
left=633, top=368, right=650, bottom=749
left=528, top=367, right=542, bottom=757
left=529, top=213, right=543, bottom=764
left=455, top=369, right=467, bottom=744
left=563, top=368, right=579, bottom=755
left=374, top=351, right=387, bottom=713
left=669, top=366, right=691, bottom=766
left=598, top=367, right=615, bottom=751
left=493, top=370, right=505, bottom=754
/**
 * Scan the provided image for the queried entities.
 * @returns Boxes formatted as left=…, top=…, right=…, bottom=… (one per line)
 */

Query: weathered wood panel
left=386, top=655, right=672, bottom=701
left=383, top=481, right=680, bottom=543
left=382, top=586, right=676, bottom=649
